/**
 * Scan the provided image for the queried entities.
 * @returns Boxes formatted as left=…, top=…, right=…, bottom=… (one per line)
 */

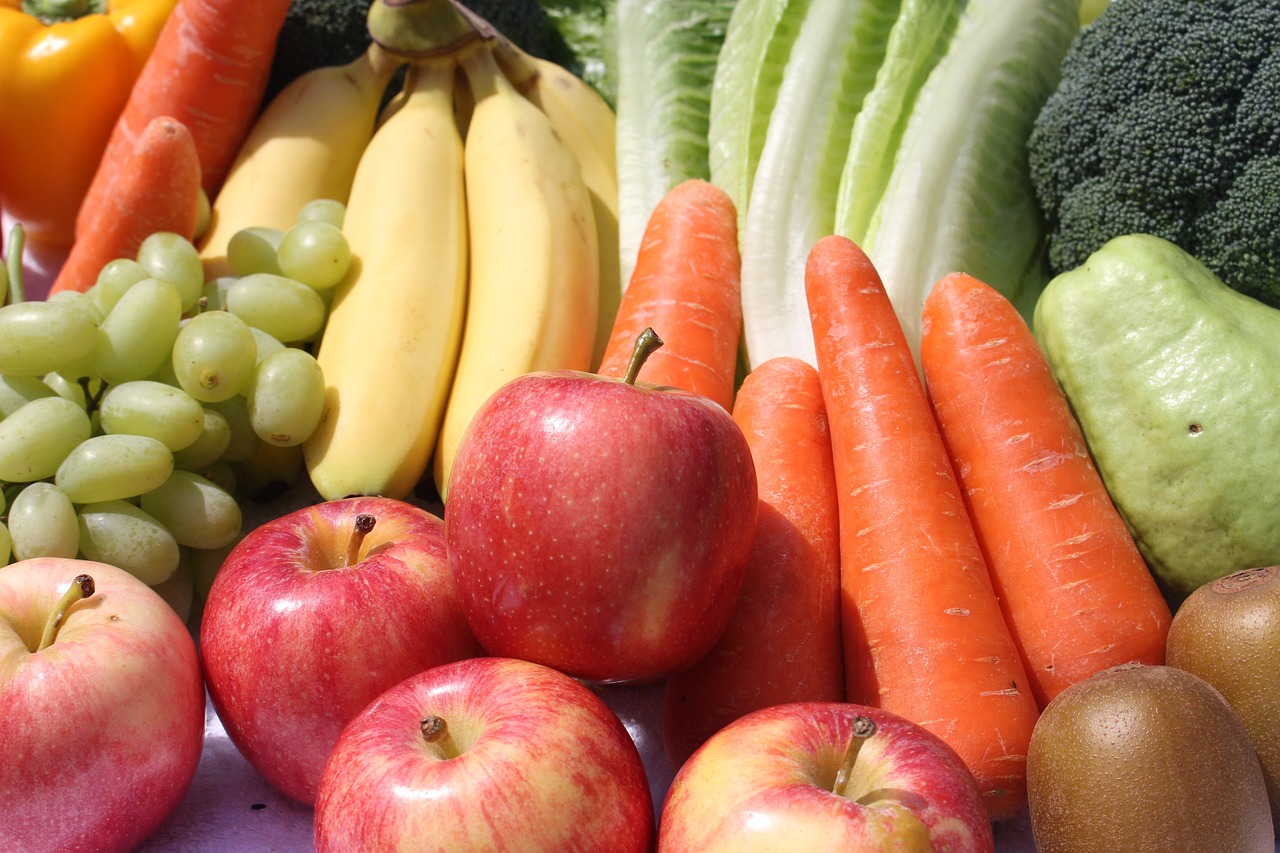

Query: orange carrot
left=805, top=235, right=1039, bottom=822
left=920, top=272, right=1172, bottom=709
left=662, top=356, right=844, bottom=770
left=596, top=179, right=741, bottom=411
left=50, top=115, right=200, bottom=296
left=75, top=0, right=291, bottom=238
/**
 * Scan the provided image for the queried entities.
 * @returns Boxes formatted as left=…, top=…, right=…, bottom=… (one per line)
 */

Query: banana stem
left=622, top=328, right=664, bottom=386
left=368, top=0, right=494, bottom=60
left=37, top=575, right=95, bottom=652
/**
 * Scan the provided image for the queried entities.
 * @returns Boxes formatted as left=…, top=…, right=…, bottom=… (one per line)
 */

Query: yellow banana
left=494, top=42, right=621, bottom=369
left=198, top=44, right=400, bottom=279
left=433, top=42, right=599, bottom=500
left=304, top=57, right=468, bottom=501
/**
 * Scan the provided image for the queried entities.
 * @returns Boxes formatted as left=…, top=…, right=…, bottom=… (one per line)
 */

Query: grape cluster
left=0, top=200, right=350, bottom=601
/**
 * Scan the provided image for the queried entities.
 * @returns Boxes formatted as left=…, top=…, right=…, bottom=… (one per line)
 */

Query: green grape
left=201, top=276, right=237, bottom=312
left=41, top=372, right=93, bottom=407
left=93, top=277, right=183, bottom=385
left=276, top=221, right=351, bottom=290
left=0, top=300, right=98, bottom=376
left=0, top=374, right=56, bottom=417
left=140, top=469, right=242, bottom=550
left=48, top=289, right=105, bottom=324
left=172, top=406, right=232, bottom=469
left=153, top=548, right=195, bottom=623
left=136, top=231, right=204, bottom=313
left=224, top=273, right=326, bottom=343
left=0, top=523, right=9, bottom=565
left=246, top=347, right=326, bottom=447
left=55, top=434, right=174, bottom=504
left=194, top=459, right=238, bottom=496
left=0, top=397, right=93, bottom=483
left=77, top=500, right=180, bottom=585
left=207, top=395, right=260, bottom=461
left=8, top=481, right=79, bottom=560
left=226, top=226, right=283, bottom=276
left=189, top=540, right=238, bottom=603
left=250, top=327, right=285, bottom=364
left=171, top=310, right=258, bottom=403
left=295, top=198, right=346, bottom=228
left=89, top=258, right=150, bottom=316
left=98, top=380, right=205, bottom=451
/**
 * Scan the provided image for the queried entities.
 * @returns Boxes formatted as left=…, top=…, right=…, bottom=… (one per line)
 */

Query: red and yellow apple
left=658, top=702, right=994, bottom=852
left=200, top=495, right=482, bottom=805
left=1, top=557, right=205, bottom=853
left=445, top=329, right=758, bottom=684
left=314, top=656, right=655, bottom=851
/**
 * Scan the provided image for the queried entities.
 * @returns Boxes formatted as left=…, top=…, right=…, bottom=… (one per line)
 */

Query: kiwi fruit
left=1026, top=662, right=1273, bottom=852
left=1166, top=565, right=1280, bottom=826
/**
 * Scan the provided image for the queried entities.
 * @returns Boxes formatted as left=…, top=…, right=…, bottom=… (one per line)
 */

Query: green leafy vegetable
left=717, top=0, right=1078, bottom=369
left=610, top=0, right=736, bottom=288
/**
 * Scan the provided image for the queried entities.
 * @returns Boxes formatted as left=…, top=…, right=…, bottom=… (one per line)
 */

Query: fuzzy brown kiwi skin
left=1026, top=663, right=1274, bottom=853
left=1166, top=565, right=1280, bottom=828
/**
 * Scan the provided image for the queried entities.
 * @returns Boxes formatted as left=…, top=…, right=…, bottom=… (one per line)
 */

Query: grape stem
left=37, top=574, right=95, bottom=652
left=6, top=223, right=26, bottom=305
left=79, top=376, right=108, bottom=415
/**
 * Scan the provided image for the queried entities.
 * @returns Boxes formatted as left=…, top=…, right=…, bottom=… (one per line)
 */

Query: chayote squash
left=1033, top=233, right=1280, bottom=601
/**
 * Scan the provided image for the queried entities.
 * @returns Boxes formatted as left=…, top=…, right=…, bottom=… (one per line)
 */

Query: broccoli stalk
left=1027, top=0, right=1280, bottom=307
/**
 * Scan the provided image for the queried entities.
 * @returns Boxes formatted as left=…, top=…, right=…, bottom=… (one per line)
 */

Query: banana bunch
left=205, top=6, right=618, bottom=503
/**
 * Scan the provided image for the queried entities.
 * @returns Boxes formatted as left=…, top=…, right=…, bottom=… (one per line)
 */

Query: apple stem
left=345, top=514, right=377, bottom=566
left=36, top=574, right=95, bottom=652
left=421, top=715, right=459, bottom=759
left=621, top=327, right=664, bottom=386
left=832, top=715, right=878, bottom=799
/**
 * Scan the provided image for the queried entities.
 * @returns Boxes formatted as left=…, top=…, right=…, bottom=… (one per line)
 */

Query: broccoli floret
left=1027, top=0, right=1280, bottom=307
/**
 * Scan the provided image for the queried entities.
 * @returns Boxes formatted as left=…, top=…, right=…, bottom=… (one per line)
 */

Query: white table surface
left=133, top=684, right=1045, bottom=852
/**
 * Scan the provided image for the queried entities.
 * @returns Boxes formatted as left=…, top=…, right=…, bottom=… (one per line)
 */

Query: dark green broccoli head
left=1028, top=0, right=1280, bottom=307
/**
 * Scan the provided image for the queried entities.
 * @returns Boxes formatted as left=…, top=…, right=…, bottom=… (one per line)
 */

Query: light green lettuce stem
left=835, top=0, right=964, bottom=245
left=706, top=0, right=811, bottom=237
left=737, top=0, right=902, bottom=370
left=854, top=0, right=1079, bottom=366
left=611, top=0, right=736, bottom=289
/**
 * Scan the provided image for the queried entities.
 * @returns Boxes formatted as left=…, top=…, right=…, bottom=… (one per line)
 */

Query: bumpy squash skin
left=1026, top=663, right=1274, bottom=853
left=1034, top=234, right=1280, bottom=600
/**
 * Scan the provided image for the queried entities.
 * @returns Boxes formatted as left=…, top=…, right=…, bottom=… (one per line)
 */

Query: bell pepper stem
left=22, top=0, right=107, bottom=25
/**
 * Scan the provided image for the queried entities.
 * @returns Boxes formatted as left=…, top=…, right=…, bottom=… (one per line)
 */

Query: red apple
left=658, top=702, right=995, bottom=852
left=0, top=557, right=205, bottom=853
left=445, top=329, right=757, bottom=683
left=200, top=495, right=483, bottom=806
left=314, top=655, right=654, bottom=851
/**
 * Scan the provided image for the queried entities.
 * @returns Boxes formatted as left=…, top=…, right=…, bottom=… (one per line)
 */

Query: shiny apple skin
left=0, top=557, right=205, bottom=853
left=200, top=496, right=483, bottom=806
left=658, top=702, right=994, bottom=852
left=314, top=655, right=654, bottom=852
left=445, top=370, right=757, bottom=684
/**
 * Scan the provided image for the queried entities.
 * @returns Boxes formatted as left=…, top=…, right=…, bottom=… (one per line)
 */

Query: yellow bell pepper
left=0, top=0, right=177, bottom=249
